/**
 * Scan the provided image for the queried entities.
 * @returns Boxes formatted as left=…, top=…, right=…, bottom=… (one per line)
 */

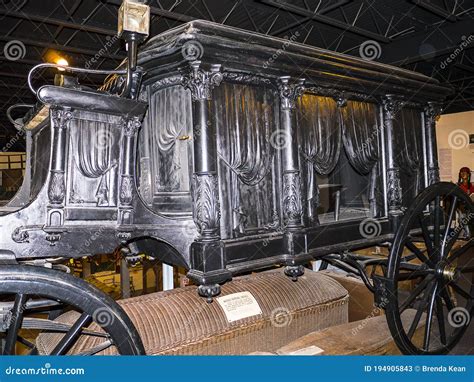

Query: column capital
left=382, top=95, right=405, bottom=120
left=277, top=76, right=305, bottom=110
left=182, top=61, right=223, bottom=100
left=424, top=102, right=443, bottom=124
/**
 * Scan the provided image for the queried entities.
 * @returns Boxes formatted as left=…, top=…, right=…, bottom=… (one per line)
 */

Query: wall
left=436, top=110, right=474, bottom=183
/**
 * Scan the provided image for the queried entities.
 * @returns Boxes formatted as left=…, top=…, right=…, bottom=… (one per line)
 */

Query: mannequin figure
left=457, top=167, right=473, bottom=196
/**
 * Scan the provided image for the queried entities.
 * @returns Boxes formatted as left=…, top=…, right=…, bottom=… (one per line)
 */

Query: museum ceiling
left=0, top=0, right=472, bottom=149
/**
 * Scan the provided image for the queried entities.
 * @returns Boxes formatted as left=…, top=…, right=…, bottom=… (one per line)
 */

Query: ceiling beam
left=379, top=18, right=473, bottom=65
left=270, top=0, right=352, bottom=36
left=410, top=0, right=457, bottom=22
left=259, top=0, right=391, bottom=42
left=106, top=0, right=194, bottom=23
left=0, top=36, right=124, bottom=61
left=0, top=9, right=116, bottom=36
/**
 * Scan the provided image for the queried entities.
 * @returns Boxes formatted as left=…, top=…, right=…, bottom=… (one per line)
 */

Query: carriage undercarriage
left=0, top=18, right=472, bottom=356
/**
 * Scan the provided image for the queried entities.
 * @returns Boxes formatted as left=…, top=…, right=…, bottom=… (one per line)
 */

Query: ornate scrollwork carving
left=151, top=75, right=184, bottom=91
left=306, top=86, right=373, bottom=103
left=12, top=227, right=29, bottom=243
left=277, top=76, right=305, bottom=110
left=387, top=168, right=402, bottom=210
left=335, top=94, right=347, bottom=108
left=182, top=61, right=223, bottom=100
left=428, top=167, right=440, bottom=185
left=192, top=173, right=221, bottom=238
left=119, top=175, right=134, bottom=205
left=283, top=171, right=302, bottom=226
left=223, top=72, right=272, bottom=86
left=424, top=102, right=443, bottom=125
left=123, top=117, right=141, bottom=137
left=51, top=108, right=73, bottom=130
left=382, top=96, right=405, bottom=120
left=48, top=171, right=65, bottom=205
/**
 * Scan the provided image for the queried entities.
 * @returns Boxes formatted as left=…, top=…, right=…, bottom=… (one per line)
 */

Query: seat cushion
left=36, top=268, right=349, bottom=355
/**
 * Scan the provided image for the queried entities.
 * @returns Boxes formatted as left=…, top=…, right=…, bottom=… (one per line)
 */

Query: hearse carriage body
left=0, top=21, right=472, bottom=356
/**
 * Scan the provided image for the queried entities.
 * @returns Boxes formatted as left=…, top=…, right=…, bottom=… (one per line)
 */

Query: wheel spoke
left=441, top=196, right=458, bottom=258
left=433, top=196, right=441, bottom=250
left=439, top=285, right=455, bottom=311
left=405, top=240, right=431, bottom=265
left=17, top=335, right=35, bottom=349
left=2, top=294, right=28, bottom=355
left=50, top=313, right=93, bottom=356
left=459, top=266, right=474, bottom=274
left=397, top=270, right=433, bottom=281
left=448, top=239, right=473, bottom=265
left=450, top=283, right=473, bottom=300
left=399, top=275, right=434, bottom=312
left=76, top=340, right=113, bottom=356
left=435, top=296, right=447, bottom=345
left=419, top=214, right=434, bottom=255
left=407, top=282, right=434, bottom=339
left=423, top=283, right=438, bottom=351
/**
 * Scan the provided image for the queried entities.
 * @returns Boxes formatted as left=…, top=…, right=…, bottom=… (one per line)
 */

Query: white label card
left=216, top=291, right=262, bottom=323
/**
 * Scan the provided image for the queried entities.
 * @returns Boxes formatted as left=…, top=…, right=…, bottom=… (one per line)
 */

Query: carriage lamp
left=118, top=0, right=150, bottom=41
left=117, top=0, right=150, bottom=98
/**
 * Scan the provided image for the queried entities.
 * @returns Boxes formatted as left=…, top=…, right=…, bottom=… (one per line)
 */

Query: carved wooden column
left=382, top=96, right=403, bottom=226
left=118, top=117, right=141, bottom=229
left=182, top=61, right=231, bottom=300
left=277, top=76, right=306, bottom=280
left=278, top=76, right=305, bottom=230
left=424, top=102, right=442, bottom=185
left=46, top=107, right=72, bottom=232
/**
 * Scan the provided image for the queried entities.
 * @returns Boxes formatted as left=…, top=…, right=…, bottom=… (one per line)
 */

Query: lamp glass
left=118, top=0, right=150, bottom=38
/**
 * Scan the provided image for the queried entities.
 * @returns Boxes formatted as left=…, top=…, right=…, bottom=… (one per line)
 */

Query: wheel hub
left=437, top=263, right=460, bottom=282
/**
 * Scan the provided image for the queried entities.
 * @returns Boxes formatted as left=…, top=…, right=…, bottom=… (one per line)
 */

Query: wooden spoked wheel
left=386, top=182, right=473, bottom=354
left=0, top=265, right=145, bottom=355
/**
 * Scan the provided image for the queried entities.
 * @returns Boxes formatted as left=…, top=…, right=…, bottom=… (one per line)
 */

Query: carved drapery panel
left=341, top=100, right=381, bottom=216
left=215, top=82, right=277, bottom=237
left=394, top=108, right=425, bottom=203
left=192, top=173, right=220, bottom=238
left=296, top=94, right=340, bottom=224
left=70, top=118, right=120, bottom=206
left=139, top=84, right=193, bottom=212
